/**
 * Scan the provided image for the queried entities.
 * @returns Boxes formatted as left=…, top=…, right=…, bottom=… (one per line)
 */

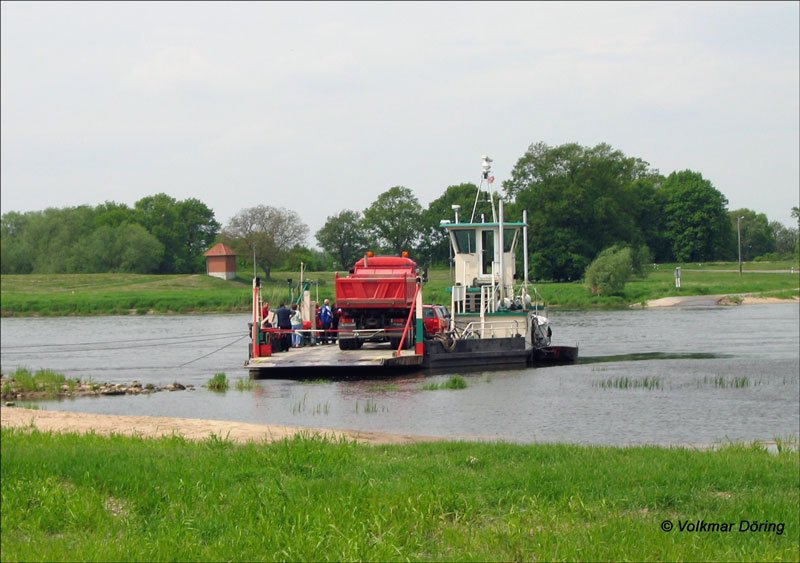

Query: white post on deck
left=498, top=199, right=505, bottom=304
left=523, top=209, right=529, bottom=307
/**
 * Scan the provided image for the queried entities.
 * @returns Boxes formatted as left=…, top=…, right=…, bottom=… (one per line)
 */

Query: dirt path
left=0, top=407, right=442, bottom=445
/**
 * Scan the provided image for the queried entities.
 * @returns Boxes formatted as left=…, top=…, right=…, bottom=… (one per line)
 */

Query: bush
left=629, top=245, right=653, bottom=278
left=206, top=373, right=229, bottom=392
left=585, top=245, right=633, bottom=296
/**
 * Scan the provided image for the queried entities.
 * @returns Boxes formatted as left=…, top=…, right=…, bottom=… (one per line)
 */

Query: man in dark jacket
left=274, top=302, right=293, bottom=352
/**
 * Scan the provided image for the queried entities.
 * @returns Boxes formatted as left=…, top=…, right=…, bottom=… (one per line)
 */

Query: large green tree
left=1, top=197, right=216, bottom=275
left=315, top=210, right=370, bottom=270
left=222, top=205, right=308, bottom=280
left=76, top=223, right=164, bottom=273
left=729, top=209, right=775, bottom=261
left=504, top=142, right=660, bottom=280
left=419, top=183, right=483, bottom=265
left=362, top=186, right=423, bottom=255
left=10, top=206, right=98, bottom=273
left=93, top=201, right=135, bottom=229
left=134, top=194, right=220, bottom=274
left=281, top=245, right=334, bottom=272
left=662, top=171, right=733, bottom=262
left=0, top=211, right=33, bottom=274
left=180, top=198, right=221, bottom=272
left=769, top=221, right=798, bottom=258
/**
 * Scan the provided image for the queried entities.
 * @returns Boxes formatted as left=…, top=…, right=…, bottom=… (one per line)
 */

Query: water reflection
left=579, top=352, right=728, bottom=364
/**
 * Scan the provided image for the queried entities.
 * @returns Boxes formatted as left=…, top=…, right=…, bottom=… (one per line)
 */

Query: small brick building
left=203, top=243, right=237, bottom=280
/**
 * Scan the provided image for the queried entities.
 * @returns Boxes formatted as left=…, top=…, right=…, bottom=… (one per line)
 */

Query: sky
left=2, top=1, right=798, bottom=244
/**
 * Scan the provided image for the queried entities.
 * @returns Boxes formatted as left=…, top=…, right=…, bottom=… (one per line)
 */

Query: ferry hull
left=245, top=337, right=578, bottom=379
left=423, top=336, right=528, bottom=369
left=531, top=345, right=580, bottom=364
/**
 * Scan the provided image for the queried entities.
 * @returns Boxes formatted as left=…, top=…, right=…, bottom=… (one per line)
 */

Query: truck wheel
left=339, top=338, right=357, bottom=350
left=389, top=336, right=414, bottom=350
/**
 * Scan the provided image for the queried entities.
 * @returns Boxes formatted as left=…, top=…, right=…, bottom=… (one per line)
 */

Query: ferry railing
left=457, top=319, right=522, bottom=339
left=395, top=283, right=421, bottom=356
left=531, top=286, right=548, bottom=317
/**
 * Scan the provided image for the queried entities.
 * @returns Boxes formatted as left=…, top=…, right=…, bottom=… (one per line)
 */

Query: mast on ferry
left=470, top=155, right=497, bottom=223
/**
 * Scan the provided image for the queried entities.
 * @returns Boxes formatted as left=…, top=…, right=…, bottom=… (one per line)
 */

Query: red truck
left=335, top=255, right=420, bottom=350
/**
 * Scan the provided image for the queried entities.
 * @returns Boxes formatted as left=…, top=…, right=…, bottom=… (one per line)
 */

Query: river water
left=1, top=304, right=798, bottom=446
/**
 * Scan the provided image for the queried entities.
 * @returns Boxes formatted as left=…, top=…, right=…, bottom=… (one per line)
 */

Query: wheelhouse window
left=453, top=230, right=475, bottom=254
left=481, top=230, right=495, bottom=276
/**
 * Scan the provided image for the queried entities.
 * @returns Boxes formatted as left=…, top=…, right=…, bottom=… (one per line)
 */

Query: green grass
left=355, top=399, right=384, bottom=413
left=423, top=375, right=468, bottom=390
left=534, top=267, right=799, bottom=308
left=595, top=376, right=664, bottom=390
left=205, top=373, right=228, bottom=392
left=368, top=383, right=400, bottom=392
left=234, top=377, right=256, bottom=391
left=704, top=376, right=754, bottom=389
left=1, top=261, right=797, bottom=316
left=0, top=273, right=252, bottom=316
left=1, top=367, right=78, bottom=399
left=1, top=428, right=797, bottom=561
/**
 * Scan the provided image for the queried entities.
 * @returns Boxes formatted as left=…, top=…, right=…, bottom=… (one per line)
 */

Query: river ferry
left=245, top=155, right=577, bottom=378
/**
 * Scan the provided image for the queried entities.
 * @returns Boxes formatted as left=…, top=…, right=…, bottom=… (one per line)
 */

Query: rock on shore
left=1, top=376, right=194, bottom=403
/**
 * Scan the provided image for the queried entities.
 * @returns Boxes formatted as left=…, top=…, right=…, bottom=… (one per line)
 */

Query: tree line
left=1, top=194, right=219, bottom=275
left=2, top=142, right=798, bottom=279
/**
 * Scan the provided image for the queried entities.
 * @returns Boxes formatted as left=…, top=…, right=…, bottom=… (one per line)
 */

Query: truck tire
left=389, top=334, right=414, bottom=350
left=339, top=338, right=358, bottom=350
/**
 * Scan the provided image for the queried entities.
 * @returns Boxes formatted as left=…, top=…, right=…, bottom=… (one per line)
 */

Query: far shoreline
left=2, top=295, right=798, bottom=318
left=641, top=295, right=800, bottom=308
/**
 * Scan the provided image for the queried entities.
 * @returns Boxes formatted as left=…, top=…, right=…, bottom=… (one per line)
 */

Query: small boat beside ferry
left=245, top=155, right=577, bottom=378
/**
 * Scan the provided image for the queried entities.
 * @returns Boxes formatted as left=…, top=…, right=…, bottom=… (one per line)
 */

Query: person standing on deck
left=260, top=302, right=272, bottom=328
left=274, top=302, right=293, bottom=352
left=331, top=304, right=342, bottom=344
left=290, top=303, right=303, bottom=348
left=320, top=299, right=333, bottom=344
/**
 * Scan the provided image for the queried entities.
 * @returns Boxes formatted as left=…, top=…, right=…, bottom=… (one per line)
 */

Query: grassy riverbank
left=533, top=266, right=799, bottom=309
left=1, top=261, right=797, bottom=316
left=1, top=427, right=797, bottom=562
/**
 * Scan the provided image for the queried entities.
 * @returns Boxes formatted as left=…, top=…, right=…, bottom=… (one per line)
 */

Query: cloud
left=124, top=45, right=221, bottom=95
left=1, top=1, right=797, bottom=233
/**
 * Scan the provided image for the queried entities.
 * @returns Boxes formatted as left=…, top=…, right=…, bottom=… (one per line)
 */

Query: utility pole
left=737, top=216, right=744, bottom=277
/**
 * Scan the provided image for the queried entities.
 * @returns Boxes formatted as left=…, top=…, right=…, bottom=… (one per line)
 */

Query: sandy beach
left=643, top=295, right=799, bottom=308
left=0, top=407, right=440, bottom=446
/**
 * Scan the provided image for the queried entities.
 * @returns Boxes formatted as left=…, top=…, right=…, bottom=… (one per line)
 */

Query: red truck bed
left=335, top=275, right=416, bottom=308
left=335, top=256, right=418, bottom=310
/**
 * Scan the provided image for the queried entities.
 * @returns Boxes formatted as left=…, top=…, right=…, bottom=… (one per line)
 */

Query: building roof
left=203, top=243, right=237, bottom=257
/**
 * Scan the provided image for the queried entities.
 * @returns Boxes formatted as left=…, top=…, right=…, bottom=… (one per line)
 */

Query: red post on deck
left=251, top=279, right=259, bottom=358
left=395, top=283, right=421, bottom=357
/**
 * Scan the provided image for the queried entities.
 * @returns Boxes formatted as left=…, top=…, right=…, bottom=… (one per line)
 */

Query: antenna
left=471, top=155, right=496, bottom=222
left=481, top=155, right=493, bottom=178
